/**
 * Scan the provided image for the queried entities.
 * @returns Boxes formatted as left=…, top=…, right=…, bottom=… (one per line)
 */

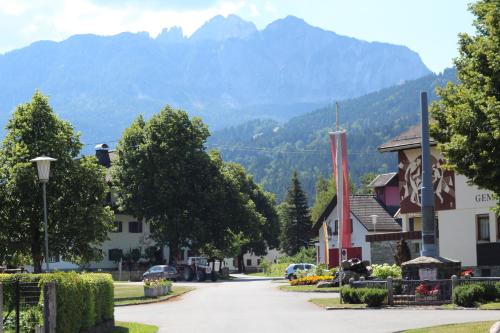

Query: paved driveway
left=115, top=278, right=500, bottom=333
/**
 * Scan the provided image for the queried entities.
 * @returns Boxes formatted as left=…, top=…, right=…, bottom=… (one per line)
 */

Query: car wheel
left=183, top=267, right=194, bottom=281
left=288, top=274, right=295, bottom=280
left=210, top=272, right=218, bottom=282
left=196, top=270, right=206, bottom=282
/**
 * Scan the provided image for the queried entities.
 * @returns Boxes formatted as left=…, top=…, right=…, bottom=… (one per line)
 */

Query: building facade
left=378, top=125, right=499, bottom=276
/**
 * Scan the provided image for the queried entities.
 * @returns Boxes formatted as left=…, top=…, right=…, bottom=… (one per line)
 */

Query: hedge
left=289, top=276, right=332, bottom=286
left=0, top=272, right=114, bottom=332
left=452, top=282, right=500, bottom=307
left=340, top=286, right=388, bottom=307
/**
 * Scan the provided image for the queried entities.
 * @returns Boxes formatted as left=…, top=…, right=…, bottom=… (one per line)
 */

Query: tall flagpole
left=336, top=130, right=344, bottom=291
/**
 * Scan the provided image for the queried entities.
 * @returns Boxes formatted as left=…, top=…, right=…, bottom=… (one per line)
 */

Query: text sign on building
left=398, top=149, right=456, bottom=214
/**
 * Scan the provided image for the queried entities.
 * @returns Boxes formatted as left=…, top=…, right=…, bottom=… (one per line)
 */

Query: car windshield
left=197, top=258, right=207, bottom=265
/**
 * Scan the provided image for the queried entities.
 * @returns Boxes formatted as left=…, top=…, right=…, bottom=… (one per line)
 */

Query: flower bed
left=290, top=275, right=332, bottom=286
left=143, top=279, right=172, bottom=297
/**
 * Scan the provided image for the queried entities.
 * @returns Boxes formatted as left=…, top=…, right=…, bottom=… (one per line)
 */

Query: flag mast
left=335, top=102, right=344, bottom=290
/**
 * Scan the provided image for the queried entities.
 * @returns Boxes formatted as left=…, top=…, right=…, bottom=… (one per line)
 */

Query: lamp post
left=30, top=156, right=56, bottom=273
left=370, top=214, right=378, bottom=233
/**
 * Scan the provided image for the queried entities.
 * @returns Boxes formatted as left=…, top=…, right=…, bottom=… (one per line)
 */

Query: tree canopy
left=112, top=105, right=279, bottom=264
left=0, top=91, right=114, bottom=272
left=431, top=0, right=500, bottom=212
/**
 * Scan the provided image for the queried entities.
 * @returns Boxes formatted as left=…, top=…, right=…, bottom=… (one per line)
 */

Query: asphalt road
left=115, top=277, right=500, bottom=333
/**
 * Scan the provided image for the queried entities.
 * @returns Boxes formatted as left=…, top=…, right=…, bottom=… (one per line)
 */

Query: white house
left=313, top=194, right=401, bottom=267
left=378, top=124, right=499, bottom=276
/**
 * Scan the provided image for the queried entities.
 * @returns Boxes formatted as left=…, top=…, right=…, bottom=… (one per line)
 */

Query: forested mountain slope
left=209, top=69, right=457, bottom=202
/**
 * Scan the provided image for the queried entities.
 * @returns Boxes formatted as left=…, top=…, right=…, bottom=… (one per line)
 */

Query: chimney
left=95, top=143, right=111, bottom=168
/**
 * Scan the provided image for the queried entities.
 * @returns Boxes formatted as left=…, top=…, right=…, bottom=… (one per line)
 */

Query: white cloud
left=248, top=3, right=260, bottom=17
left=0, top=0, right=29, bottom=16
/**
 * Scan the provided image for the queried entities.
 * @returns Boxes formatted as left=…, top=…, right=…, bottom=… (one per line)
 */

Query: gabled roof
left=378, top=124, right=436, bottom=152
left=368, top=172, right=397, bottom=188
left=312, top=195, right=401, bottom=234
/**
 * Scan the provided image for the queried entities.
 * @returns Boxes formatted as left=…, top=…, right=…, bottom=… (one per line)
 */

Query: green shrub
left=452, top=284, right=485, bottom=307
left=362, top=288, right=387, bottom=307
left=340, top=286, right=364, bottom=304
left=481, top=283, right=498, bottom=302
left=371, top=264, right=402, bottom=279
left=496, top=282, right=500, bottom=300
left=0, top=272, right=114, bottom=333
left=340, top=286, right=387, bottom=307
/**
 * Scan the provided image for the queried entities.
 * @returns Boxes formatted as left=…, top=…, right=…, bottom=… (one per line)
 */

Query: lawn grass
left=401, top=321, right=496, bottom=333
left=279, top=285, right=339, bottom=292
left=114, top=284, right=194, bottom=306
left=309, top=298, right=366, bottom=309
left=479, top=302, right=500, bottom=310
left=113, top=321, right=159, bottom=333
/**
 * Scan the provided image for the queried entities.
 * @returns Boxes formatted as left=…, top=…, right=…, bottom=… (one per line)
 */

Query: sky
left=0, top=0, right=475, bottom=73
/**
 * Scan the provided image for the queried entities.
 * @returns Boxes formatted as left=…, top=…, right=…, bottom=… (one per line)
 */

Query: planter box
left=144, top=286, right=169, bottom=297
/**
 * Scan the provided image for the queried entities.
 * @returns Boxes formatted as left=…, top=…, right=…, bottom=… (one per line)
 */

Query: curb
left=115, top=288, right=195, bottom=307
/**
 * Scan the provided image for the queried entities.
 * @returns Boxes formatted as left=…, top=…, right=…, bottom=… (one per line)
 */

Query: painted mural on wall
left=398, top=150, right=455, bottom=214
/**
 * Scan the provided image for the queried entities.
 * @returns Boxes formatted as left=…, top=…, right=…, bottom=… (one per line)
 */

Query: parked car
left=284, top=263, right=317, bottom=280
left=143, top=265, right=179, bottom=281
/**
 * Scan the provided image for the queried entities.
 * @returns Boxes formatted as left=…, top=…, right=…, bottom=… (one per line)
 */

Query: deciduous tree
left=430, top=0, right=500, bottom=212
left=0, top=91, right=114, bottom=272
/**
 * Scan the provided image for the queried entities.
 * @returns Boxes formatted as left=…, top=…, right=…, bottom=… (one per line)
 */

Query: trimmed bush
left=340, top=286, right=387, bottom=307
left=362, top=288, right=387, bottom=307
left=452, top=284, right=484, bottom=307
left=481, top=283, right=498, bottom=302
left=340, top=286, right=365, bottom=304
left=0, top=272, right=114, bottom=332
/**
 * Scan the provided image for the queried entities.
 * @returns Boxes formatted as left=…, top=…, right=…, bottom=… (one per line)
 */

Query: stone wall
left=370, top=240, right=421, bottom=265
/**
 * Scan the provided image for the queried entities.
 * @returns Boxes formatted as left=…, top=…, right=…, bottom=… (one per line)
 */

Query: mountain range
left=0, top=15, right=431, bottom=145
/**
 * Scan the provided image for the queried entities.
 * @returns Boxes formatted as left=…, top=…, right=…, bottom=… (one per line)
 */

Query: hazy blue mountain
left=0, top=15, right=430, bottom=145
left=209, top=69, right=458, bottom=203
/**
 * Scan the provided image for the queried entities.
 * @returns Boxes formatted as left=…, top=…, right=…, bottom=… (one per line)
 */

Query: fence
left=0, top=281, right=56, bottom=333
left=350, top=276, right=500, bottom=306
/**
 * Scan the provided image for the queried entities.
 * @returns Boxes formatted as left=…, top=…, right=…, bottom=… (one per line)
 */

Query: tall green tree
left=112, top=106, right=211, bottom=260
left=431, top=0, right=500, bottom=212
left=279, top=171, right=312, bottom=255
left=0, top=92, right=114, bottom=272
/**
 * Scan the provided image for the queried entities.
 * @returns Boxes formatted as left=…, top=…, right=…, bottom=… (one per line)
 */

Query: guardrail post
left=0, top=283, right=3, bottom=333
left=44, top=282, right=56, bottom=333
left=387, top=277, right=394, bottom=306
left=451, top=275, right=458, bottom=294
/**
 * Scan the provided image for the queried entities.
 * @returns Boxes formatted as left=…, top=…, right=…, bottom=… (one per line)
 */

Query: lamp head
left=370, top=214, right=378, bottom=225
left=30, top=156, right=57, bottom=182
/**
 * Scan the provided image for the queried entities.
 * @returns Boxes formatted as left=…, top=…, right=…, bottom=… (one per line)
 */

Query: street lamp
left=30, top=156, right=56, bottom=272
left=370, top=215, right=378, bottom=233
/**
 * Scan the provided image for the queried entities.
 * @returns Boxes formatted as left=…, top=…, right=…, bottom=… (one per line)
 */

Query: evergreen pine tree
left=279, top=171, right=312, bottom=255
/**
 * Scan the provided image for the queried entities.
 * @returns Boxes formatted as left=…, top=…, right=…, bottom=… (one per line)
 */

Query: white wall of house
left=317, top=206, right=371, bottom=265
left=438, top=174, right=497, bottom=266
left=225, top=248, right=285, bottom=271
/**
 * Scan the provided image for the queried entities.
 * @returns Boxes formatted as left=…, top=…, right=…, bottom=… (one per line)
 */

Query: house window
left=477, top=215, right=490, bottom=241
left=414, top=243, right=420, bottom=254
left=333, top=220, right=338, bottom=235
left=112, top=221, right=122, bottom=233
left=129, top=221, right=142, bottom=233
left=257, top=259, right=261, bottom=266
left=350, top=219, right=353, bottom=234
left=246, top=259, right=252, bottom=266
left=409, top=218, right=414, bottom=232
